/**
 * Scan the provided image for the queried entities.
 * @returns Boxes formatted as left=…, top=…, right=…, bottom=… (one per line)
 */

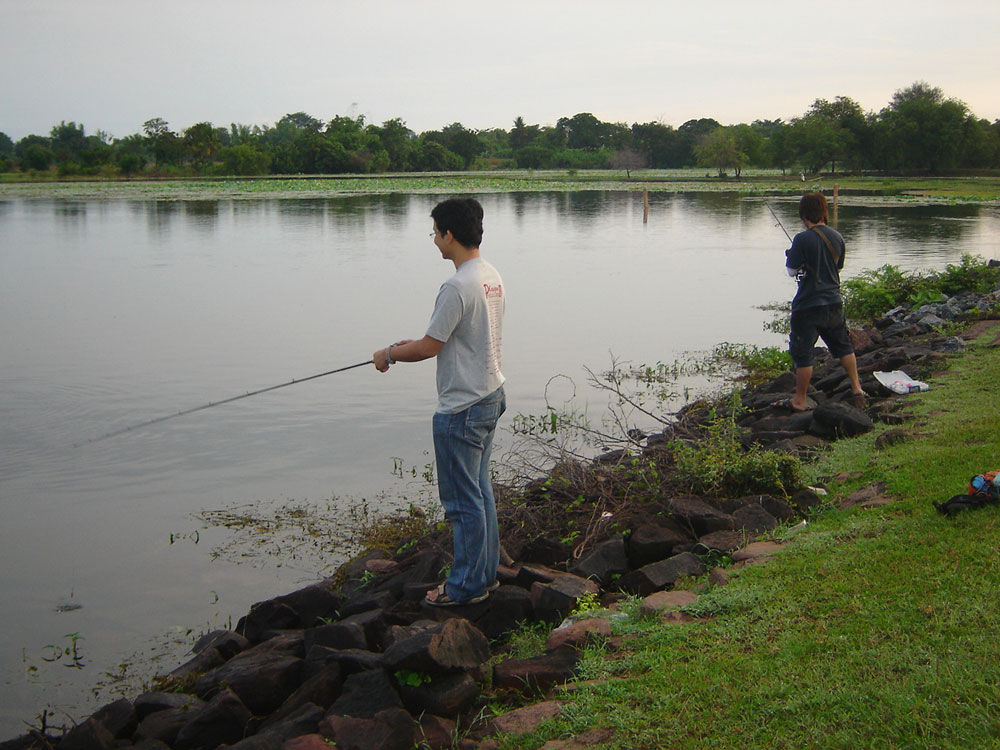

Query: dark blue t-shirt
left=785, top=225, right=846, bottom=312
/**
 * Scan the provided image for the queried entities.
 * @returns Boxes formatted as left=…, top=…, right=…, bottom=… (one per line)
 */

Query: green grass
left=498, top=328, right=1000, bottom=749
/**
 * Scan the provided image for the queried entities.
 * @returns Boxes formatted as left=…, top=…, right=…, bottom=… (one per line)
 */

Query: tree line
left=2, top=82, right=998, bottom=179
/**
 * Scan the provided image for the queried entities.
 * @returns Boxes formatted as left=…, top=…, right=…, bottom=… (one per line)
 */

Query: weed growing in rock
left=710, top=342, right=794, bottom=387
left=669, top=395, right=802, bottom=497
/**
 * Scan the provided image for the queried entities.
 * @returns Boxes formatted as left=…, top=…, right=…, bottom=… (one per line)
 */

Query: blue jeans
left=432, top=386, right=506, bottom=602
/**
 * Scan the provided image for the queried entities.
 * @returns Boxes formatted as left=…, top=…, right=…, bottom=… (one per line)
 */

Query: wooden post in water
left=832, top=184, right=839, bottom=228
left=643, top=188, right=649, bottom=224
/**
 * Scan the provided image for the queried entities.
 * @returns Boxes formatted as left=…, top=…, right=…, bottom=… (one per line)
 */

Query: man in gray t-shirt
left=373, top=198, right=506, bottom=607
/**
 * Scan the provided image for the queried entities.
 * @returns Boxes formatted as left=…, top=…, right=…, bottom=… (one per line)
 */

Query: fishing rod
left=744, top=179, right=793, bottom=242
left=80, top=359, right=372, bottom=446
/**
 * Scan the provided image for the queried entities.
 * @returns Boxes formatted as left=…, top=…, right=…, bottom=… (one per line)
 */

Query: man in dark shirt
left=784, top=192, right=865, bottom=411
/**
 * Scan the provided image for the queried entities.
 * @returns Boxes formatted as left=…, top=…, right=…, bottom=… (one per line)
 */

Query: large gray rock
left=57, top=718, right=116, bottom=750
left=626, top=520, right=692, bottom=568
left=320, top=708, right=417, bottom=750
left=382, top=617, right=490, bottom=674
left=194, top=651, right=304, bottom=715
left=133, top=692, right=204, bottom=721
left=167, top=648, right=225, bottom=683
left=530, top=574, right=600, bottom=624
left=327, top=669, right=404, bottom=719
left=191, top=630, right=251, bottom=659
left=696, top=530, right=744, bottom=554
left=256, top=703, right=325, bottom=741
left=398, top=671, right=479, bottom=717
left=732, top=504, right=779, bottom=535
left=617, top=552, right=707, bottom=596
left=336, top=608, right=389, bottom=651
left=303, top=621, right=368, bottom=652
left=305, top=646, right=385, bottom=676
left=667, top=496, right=735, bottom=536
left=337, top=590, right=397, bottom=619
left=472, top=585, right=534, bottom=641
left=568, top=535, right=629, bottom=585
left=133, top=709, right=193, bottom=745
left=808, top=401, right=873, bottom=439
left=173, top=689, right=252, bottom=750
left=260, top=663, right=342, bottom=727
left=88, top=698, right=137, bottom=740
left=493, top=650, right=580, bottom=695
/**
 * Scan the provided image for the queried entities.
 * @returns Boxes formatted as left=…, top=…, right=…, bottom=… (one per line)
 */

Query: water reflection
left=183, top=200, right=220, bottom=229
left=846, top=204, right=983, bottom=245
left=54, top=201, right=88, bottom=220
left=132, top=200, right=181, bottom=235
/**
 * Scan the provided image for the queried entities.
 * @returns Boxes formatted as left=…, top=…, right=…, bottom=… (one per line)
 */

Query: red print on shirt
left=483, top=283, right=503, bottom=299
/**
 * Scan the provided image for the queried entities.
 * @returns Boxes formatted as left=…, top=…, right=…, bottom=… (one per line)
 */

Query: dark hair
left=431, top=198, right=484, bottom=248
left=798, top=193, right=829, bottom=224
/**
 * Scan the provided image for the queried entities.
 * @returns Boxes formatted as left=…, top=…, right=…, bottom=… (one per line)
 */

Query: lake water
left=1, top=190, right=998, bottom=732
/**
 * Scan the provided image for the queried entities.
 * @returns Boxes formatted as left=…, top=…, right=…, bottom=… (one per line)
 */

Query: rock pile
left=3, top=487, right=816, bottom=750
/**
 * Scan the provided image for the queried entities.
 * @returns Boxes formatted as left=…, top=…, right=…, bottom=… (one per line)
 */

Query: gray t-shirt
left=426, top=257, right=505, bottom=414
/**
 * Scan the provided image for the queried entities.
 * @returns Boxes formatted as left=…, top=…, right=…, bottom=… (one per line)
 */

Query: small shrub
left=711, top=343, right=793, bottom=386
left=670, top=395, right=802, bottom=497
left=842, top=255, right=1000, bottom=322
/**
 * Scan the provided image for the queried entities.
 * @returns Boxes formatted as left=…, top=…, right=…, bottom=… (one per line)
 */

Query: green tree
left=695, top=127, right=746, bottom=176
left=730, top=123, right=767, bottom=168
left=879, top=81, right=970, bottom=172
left=143, top=117, right=181, bottom=167
left=515, top=143, right=556, bottom=169
left=751, top=119, right=792, bottom=172
left=476, top=127, right=510, bottom=162
left=114, top=133, right=148, bottom=175
left=278, top=111, right=323, bottom=133
left=219, top=143, right=271, bottom=175
left=558, top=112, right=601, bottom=150
left=23, top=142, right=55, bottom=171
left=0, top=131, right=13, bottom=156
left=439, top=122, right=483, bottom=167
left=366, top=117, right=415, bottom=171
left=510, top=116, right=541, bottom=151
left=415, top=140, right=463, bottom=171
left=183, top=122, right=221, bottom=168
left=677, top=118, right=721, bottom=167
left=805, top=96, right=868, bottom=172
left=631, top=121, right=678, bottom=168
left=787, top=114, right=842, bottom=174
left=50, top=121, right=87, bottom=162
left=228, top=123, right=258, bottom=145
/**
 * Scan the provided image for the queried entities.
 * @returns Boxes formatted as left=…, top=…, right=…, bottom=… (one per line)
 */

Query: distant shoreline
left=3, top=171, right=1000, bottom=203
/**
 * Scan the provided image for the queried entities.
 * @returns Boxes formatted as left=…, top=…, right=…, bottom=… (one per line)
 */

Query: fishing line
left=79, top=359, right=372, bottom=446
left=744, top=179, right=793, bottom=242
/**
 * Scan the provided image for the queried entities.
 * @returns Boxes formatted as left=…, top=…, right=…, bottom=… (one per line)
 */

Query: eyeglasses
left=429, top=231, right=436, bottom=238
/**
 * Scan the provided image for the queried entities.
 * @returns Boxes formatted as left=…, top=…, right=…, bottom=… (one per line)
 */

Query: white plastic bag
left=874, top=370, right=930, bottom=395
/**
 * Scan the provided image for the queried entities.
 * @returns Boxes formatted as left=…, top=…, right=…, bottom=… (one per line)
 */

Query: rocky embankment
left=5, top=289, right=998, bottom=750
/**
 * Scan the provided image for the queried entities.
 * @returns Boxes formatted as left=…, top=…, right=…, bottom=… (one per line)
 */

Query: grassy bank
left=2, top=171, right=999, bottom=202
left=500, top=326, right=1000, bottom=749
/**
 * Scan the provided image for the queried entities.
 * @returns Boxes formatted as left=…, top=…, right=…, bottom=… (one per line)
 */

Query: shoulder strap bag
left=811, top=225, right=841, bottom=264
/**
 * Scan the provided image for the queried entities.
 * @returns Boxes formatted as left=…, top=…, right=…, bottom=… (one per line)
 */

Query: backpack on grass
left=933, top=470, right=1000, bottom=516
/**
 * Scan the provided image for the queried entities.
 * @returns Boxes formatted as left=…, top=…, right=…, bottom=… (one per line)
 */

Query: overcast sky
left=2, top=0, right=998, bottom=141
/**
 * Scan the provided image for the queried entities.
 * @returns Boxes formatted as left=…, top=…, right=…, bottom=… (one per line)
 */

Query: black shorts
left=789, top=303, right=854, bottom=368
